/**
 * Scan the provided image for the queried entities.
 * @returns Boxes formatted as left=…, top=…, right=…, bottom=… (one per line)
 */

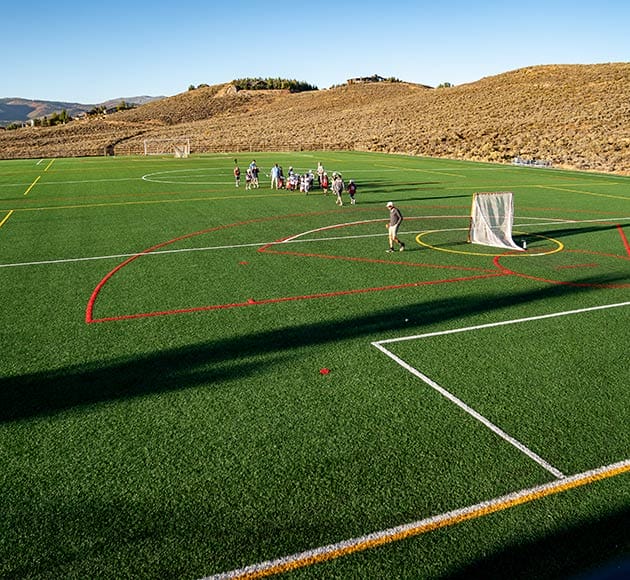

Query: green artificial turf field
left=0, top=151, right=629, bottom=579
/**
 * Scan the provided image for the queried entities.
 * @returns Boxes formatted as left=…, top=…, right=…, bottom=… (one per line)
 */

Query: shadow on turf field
left=442, top=506, right=630, bottom=580
left=359, top=193, right=470, bottom=205
left=532, top=222, right=630, bottom=241
left=1, top=272, right=626, bottom=424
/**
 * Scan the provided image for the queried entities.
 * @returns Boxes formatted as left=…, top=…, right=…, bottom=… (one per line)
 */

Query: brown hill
left=1, top=64, right=628, bottom=174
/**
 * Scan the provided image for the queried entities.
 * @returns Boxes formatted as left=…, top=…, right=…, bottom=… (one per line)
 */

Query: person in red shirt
left=233, top=163, right=241, bottom=188
left=321, top=172, right=329, bottom=195
left=347, top=180, right=357, bottom=204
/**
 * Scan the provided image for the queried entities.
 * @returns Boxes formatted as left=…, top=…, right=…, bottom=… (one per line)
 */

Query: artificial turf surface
left=0, top=151, right=628, bottom=578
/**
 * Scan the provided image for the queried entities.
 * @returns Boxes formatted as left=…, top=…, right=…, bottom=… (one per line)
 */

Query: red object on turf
left=319, top=368, right=330, bottom=375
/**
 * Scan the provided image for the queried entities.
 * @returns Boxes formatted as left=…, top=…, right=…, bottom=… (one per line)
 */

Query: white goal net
left=144, top=138, right=190, bottom=158
left=468, top=192, right=524, bottom=251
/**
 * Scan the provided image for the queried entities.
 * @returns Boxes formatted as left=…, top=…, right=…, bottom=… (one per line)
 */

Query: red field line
left=617, top=224, right=630, bottom=257
left=87, top=272, right=507, bottom=323
left=87, top=212, right=521, bottom=323
left=85, top=215, right=309, bottom=323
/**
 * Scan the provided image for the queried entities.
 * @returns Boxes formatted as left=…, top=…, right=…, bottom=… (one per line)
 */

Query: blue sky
left=2, top=0, right=628, bottom=103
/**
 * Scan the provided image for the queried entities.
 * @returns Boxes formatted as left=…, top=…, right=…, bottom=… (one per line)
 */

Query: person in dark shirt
left=347, top=180, right=357, bottom=204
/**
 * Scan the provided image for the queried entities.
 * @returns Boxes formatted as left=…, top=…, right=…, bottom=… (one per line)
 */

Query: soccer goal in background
left=468, top=191, right=524, bottom=251
left=143, top=137, right=190, bottom=158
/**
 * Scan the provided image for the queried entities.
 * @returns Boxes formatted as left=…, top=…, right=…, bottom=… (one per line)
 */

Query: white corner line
left=371, top=341, right=565, bottom=479
left=370, top=302, right=630, bottom=477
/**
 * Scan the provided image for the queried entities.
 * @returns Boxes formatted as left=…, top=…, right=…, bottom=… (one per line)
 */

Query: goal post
left=468, top=192, right=524, bottom=251
left=173, top=144, right=189, bottom=158
left=143, top=137, right=190, bottom=157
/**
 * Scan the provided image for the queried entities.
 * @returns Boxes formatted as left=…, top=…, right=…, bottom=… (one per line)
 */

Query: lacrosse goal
left=468, top=192, right=524, bottom=251
left=143, top=138, right=190, bottom=158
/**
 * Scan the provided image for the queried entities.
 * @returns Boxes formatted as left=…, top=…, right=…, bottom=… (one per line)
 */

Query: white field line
left=0, top=242, right=267, bottom=268
left=0, top=218, right=464, bottom=269
left=0, top=225, right=511, bottom=269
left=0, top=216, right=628, bottom=269
left=202, top=304, right=630, bottom=579
left=0, top=234, right=395, bottom=269
left=371, top=341, right=565, bottom=478
left=375, top=301, right=630, bottom=346
left=372, top=301, right=630, bottom=475
left=204, top=458, right=630, bottom=579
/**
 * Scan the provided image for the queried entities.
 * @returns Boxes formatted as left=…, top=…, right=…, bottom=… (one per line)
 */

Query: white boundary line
left=375, top=300, right=630, bottom=345
left=204, top=459, right=630, bottom=579
left=0, top=226, right=500, bottom=269
left=0, top=217, right=481, bottom=269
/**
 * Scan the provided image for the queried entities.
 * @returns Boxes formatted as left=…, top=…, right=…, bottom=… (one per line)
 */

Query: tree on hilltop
left=231, top=77, right=318, bottom=93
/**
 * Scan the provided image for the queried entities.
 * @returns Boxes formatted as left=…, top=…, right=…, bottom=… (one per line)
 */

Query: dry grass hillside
left=1, top=63, right=629, bottom=174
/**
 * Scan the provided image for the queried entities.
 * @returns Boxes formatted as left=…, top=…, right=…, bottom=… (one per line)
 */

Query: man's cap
left=386, top=201, right=393, bottom=207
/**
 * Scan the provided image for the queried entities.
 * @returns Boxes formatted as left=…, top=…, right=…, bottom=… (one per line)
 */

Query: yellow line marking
left=416, top=230, right=564, bottom=257
left=536, top=184, right=629, bottom=201
left=44, top=159, right=55, bottom=172
left=207, top=459, right=630, bottom=579
left=23, top=175, right=41, bottom=196
left=0, top=210, right=14, bottom=229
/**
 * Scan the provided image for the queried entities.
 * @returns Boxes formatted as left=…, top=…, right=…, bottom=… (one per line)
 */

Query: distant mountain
left=0, top=96, right=164, bottom=126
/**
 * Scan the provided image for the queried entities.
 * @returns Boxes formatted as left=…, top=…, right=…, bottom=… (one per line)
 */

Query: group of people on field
left=232, top=159, right=261, bottom=189
left=233, top=160, right=358, bottom=205
left=232, top=159, right=403, bottom=252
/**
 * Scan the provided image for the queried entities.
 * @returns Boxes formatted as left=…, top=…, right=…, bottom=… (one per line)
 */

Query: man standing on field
left=386, top=201, right=405, bottom=252
left=332, top=173, right=344, bottom=205
left=270, top=163, right=280, bottom=189
left=233, top=162, right=241, bottom=187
